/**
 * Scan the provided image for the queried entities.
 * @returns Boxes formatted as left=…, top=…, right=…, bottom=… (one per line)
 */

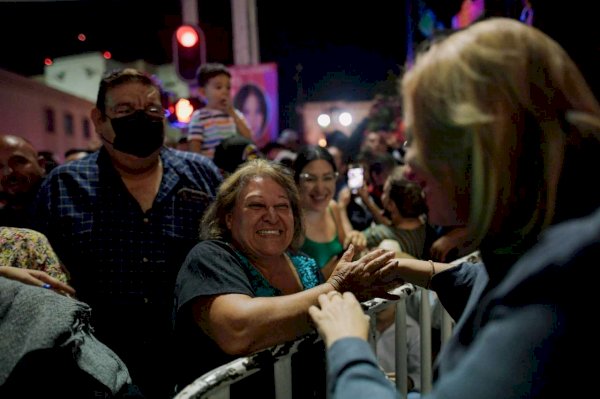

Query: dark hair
left=213, top=136, right=263, bottom=175
left=292, top=144, right=337, bottom=183
left=38, top=150, right=59, bottom=174
left=196, top=63, right=231, bottom=87
left=96, top=68, right=162, bottom=115
left=261, top=141, right=286, bottom=154
left=200, top=159, right=305, bottom=251
left=388, top=169, right=428, bottom=218
left=369, top=152, right=397, bottom=176
left=233, top=84, right=268, bottom=133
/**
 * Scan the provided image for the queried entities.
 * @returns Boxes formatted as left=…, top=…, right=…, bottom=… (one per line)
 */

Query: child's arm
left=229, top=106, right=254, bottom=140
left=187, top=110, right=205, bottom=154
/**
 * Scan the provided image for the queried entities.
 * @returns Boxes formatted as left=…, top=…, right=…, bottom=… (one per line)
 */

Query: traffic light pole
left=231, top=0, right=260, bottom=65
left=180, top=0, right=260, bottom=66
left=181, top=0, right=198, bottom=25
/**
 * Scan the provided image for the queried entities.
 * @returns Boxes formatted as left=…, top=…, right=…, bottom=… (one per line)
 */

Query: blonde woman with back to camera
left=309, top=17, right=600, bottom=399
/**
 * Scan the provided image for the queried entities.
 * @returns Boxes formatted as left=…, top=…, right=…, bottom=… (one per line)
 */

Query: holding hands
left=309, top=291, right=369, bottom=348
left=326, top=245, right=402, bottom=301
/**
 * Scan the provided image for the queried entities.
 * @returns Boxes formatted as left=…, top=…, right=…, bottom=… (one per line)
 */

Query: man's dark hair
left=96, top=68, right=162, bottom=115
left=196, top=63, right=231, bottom=87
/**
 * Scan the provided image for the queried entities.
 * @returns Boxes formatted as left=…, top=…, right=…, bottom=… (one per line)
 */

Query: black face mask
left=107, top=110, right=165, bottom=158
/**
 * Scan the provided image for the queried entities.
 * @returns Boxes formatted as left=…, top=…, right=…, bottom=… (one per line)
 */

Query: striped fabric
left=188, top=107, right=244, bottom=159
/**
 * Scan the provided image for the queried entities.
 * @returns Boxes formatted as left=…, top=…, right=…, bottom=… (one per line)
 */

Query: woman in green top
left=293, top=145, right=357, bottom=278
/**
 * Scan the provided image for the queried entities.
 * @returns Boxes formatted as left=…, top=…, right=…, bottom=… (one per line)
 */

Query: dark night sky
left=1, top=1, right=599, bottom=130
left=0, top=0, right=414, bottom=130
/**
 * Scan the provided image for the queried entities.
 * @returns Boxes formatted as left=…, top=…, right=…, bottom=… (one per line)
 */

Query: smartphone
left=347, top=166, right=364, bottom=193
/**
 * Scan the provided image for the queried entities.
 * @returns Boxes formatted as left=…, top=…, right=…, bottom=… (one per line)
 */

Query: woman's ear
left=225, top=213, right=233, bottom=230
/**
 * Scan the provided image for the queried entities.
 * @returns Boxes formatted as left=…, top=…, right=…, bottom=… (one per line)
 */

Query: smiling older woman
left=172, top=158, right=401, bottom=395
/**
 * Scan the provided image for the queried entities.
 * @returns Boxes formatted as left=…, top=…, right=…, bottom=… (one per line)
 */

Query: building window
left=45, top=108, right=55, bottom=133
left=64, top=112, right=74, bottom=136
left=83, top=118, right=91, bottom=139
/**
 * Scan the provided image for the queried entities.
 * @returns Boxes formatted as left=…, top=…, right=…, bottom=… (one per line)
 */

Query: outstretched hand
left=309, top=291, right=369, bottom=348
left=327, top=245, right=403, bottom=301
left=0, top=266, right=76, bottom=296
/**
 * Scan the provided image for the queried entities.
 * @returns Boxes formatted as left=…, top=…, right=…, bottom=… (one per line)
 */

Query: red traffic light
left=173, top=24, right=206, bottom=82
left=176, top=25, right=199, bottom=48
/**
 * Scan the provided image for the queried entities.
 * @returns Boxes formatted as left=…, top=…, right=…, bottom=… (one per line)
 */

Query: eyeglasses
left=109, top=104, right=165, bottom=118
left=299, top=172, right=339, bottom=185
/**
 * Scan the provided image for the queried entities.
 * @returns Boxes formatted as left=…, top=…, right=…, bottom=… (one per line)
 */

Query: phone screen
left=347, top=167, right=364, bottom=192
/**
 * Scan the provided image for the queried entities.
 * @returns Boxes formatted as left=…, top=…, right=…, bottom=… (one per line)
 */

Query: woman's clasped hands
left=326, top=244, right=403, bottom=301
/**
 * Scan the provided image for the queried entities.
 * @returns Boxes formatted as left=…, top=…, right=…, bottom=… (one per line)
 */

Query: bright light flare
left=176, top=26, right=199, bottom=48
left=317, top=114, right=331, bottom=128
left=338, top=112, right=352, bottom=127
left=175, top=98, right=194, bottom=123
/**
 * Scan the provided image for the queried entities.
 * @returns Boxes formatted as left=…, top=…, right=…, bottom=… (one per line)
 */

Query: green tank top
left=300, top=234, right=344, bottom=269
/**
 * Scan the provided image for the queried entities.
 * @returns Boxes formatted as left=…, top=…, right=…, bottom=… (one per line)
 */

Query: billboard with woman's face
left=230, top=63, right=278, bottom=149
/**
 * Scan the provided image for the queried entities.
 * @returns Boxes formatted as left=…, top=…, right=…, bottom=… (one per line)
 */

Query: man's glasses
left=299, top=172, right=339, bottom=185
left=110, top=104, right=165, bottom=118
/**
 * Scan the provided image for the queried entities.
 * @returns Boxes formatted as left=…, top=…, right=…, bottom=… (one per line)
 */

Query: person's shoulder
left=189, top=240, right=238, bottom=260
left=163, top=147, right=218, bottom=170
left=503, top=209, right=600, bottom=292
left=43, top=151, right=99, bottom=182
left=195, top=239, right=227, bottom=249
left=538, top=209, right=600, bottom=264
left=189, top=107, right=219, bottom=124
left=0, top=226, right=48, bottom=243
left=165, top=149, right=222, bottom=180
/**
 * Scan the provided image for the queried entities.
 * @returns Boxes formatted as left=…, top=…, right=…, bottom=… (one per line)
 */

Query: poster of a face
left=230, top=63, right=278, bottom=148
left=234, top=84, right=267, bottom=139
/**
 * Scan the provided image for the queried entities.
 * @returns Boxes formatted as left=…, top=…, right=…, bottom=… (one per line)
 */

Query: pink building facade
left=0, top=68, right=99, bottom=162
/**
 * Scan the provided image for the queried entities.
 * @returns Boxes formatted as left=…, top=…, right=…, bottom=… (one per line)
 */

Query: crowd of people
left=1, top=13, right=599, bottom=399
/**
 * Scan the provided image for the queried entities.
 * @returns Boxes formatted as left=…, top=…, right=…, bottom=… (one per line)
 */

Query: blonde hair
left=402, top=18, right=600, bottom=249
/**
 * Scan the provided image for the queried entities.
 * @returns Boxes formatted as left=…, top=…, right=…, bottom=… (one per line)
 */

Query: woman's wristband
left=425, top=260, right=436, bottom=290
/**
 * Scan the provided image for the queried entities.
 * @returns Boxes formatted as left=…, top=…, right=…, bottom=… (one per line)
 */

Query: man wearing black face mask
left=31, top=68, right=223, bottom=399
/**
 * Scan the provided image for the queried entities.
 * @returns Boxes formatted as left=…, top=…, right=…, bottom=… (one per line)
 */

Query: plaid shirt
left=31, top=147, right=221, bottom=355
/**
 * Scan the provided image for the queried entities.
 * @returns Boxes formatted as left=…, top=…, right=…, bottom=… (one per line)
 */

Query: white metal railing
left=175, top=252, right=480, bottom=399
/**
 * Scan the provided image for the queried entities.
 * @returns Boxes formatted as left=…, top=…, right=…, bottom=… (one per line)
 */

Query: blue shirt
left=327, top=207, right=600, bottom=399
left=31, top=147, right=222, bottom=396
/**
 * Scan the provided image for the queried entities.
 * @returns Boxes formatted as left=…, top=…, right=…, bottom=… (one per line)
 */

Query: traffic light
left=173, top=24, right=206, bottom=82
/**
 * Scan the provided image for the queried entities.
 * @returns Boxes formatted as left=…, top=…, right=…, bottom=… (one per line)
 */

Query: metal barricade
left=175, top=252, right=480, bottom=399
